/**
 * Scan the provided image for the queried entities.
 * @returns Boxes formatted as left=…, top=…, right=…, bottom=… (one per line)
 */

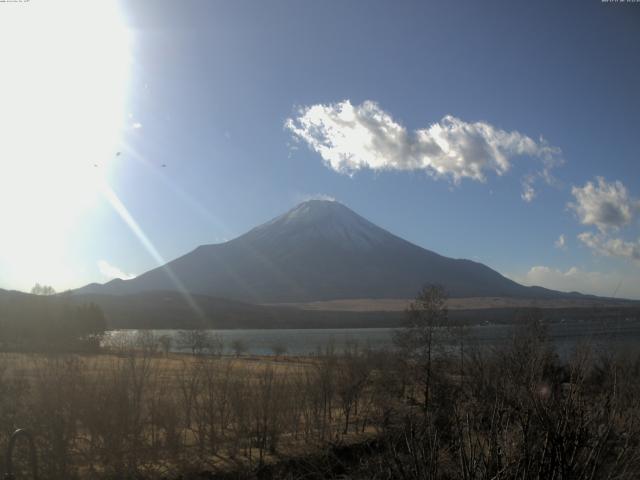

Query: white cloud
left=555, top=234, right=567, bottom=250
left=512, top=265, right=639, bottom=299
left=286, top=100, right=562, bottom=200
left=98, top=260, right=135, bottom=280
left=578, top=232, right=640, bottom=263
left=292, top=193, right=338, bottom=205
left=521, top=179, right=537, bottom=203
left=301, top=193, right=336, bottom=202
left=568, top=178, right=640, bottom=264
left=568, top=177, right=639, bottom=232
left=132, top=122, right=142, bottom=129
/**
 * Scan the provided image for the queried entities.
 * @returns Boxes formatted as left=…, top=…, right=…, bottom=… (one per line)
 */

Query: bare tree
left=394, top=284, right=448, bottom=411
left=177, top=329, right=218, bottom=356
left=336, top=351, right=371, bottom=434
left=270, top=342, right=287, bottom=359
left=30, top=283, right=56, bottom=295
left=158, top=334, right=172, bottom=356
left=231, top=338, right=248, bottom=357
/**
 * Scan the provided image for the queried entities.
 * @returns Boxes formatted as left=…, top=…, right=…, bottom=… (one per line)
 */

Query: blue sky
left=0, top=0, right=639, bottom=298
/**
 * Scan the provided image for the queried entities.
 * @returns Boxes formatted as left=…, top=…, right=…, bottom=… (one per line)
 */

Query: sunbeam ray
left=100, top=183, right=206, bottom=321
left=115, top=141, right=237, bottom=240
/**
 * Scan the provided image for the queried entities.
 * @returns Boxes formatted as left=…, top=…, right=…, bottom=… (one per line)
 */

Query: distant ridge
left=75, top=200, right=588, bottom=302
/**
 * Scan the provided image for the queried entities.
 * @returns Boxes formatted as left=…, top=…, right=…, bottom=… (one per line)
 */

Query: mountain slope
left=75, top=200, right=573, bottom=302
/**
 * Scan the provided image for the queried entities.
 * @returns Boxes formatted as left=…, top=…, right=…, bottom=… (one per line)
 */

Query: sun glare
left=0, top=1, right=130, bottom=289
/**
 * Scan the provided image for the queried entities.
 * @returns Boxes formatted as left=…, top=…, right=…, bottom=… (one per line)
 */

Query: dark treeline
left=71, top=290, right=406, bottom=329
left=451, top=305, right=640, bottom=325
left=0, top=291, right=107, bottom=351
left=4, top=288, right=639, bottom=333
left=69, top=290, right=640, bottom=330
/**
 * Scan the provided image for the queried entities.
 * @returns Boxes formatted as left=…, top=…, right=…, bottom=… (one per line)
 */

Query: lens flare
left=0, top=1, right=130, bottom=288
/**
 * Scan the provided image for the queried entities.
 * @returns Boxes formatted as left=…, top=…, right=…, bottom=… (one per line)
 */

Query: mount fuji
left=75, top=200, right=574, bottom=303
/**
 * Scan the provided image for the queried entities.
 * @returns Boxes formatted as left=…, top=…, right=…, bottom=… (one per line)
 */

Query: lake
left=106, top=318, right=640, bottom=357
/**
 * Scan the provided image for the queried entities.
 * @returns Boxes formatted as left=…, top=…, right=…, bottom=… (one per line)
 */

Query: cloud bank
left=568, top=177, right=639, bottom=232
left=286, top=100, right=562, bottom=200
left=513, top=265, right=638, bottom=299
left=578, top=232, right=640, bottom=263
left=568, top=177, right=640, bottom=264
left=300, top=193, right=336, bottom=202
left=98, top=260, right=135, bottom=281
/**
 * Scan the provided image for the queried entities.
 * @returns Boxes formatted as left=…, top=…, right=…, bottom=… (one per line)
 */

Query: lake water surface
left=107, top=318, right=640, bottom=357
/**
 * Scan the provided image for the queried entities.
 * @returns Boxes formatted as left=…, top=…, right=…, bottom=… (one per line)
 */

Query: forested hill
left=0, top=289, right=106, bottom=350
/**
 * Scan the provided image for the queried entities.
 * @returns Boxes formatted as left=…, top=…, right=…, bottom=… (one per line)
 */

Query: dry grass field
left=0, top=346, right=385, bottom=479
